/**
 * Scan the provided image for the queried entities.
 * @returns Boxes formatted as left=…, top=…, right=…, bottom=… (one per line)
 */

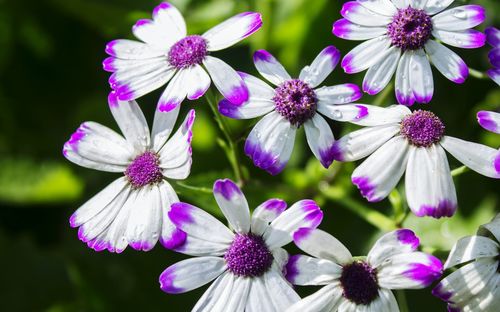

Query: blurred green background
left=0, top=0, right=498, bottom=311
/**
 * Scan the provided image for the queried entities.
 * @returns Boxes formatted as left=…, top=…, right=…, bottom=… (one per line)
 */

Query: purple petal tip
left=213, top=179, right=242, bottom=200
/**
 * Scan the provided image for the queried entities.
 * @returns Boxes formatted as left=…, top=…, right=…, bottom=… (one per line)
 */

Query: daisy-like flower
left=63, top=91, right=195, bottom=252
left=218, top=46, right=374, bottom=174
left=286, top=228, right=443, bottom=311
left=333, top=0, right=486, bottom=105
left=477, top=110, right=500, bottom=134
left=432, top=213, right=500, bottom=312
left=486, top=27, right=500, bottom=85
left=332, top=107, right=500, bottom=218
left=160, top=178, right=323, bottom=311
left=103, top=2, right=262, bottom=110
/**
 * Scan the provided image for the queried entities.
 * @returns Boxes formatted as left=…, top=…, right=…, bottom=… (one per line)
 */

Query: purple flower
left=160, top=179, right=323, bottom=310
left=219, top=46, right=372, bottom=174
left=333, top=0, right=486, bottom=105
left=486, top=27, right=500, bottom=85
left=287, top=228, right=443, bottom=311
left=333, top=107, right=500, bottom=218
left=63, top=91, right=195, bottom=253
left=104, top=2, right=263, bottom=109
left=433, top=213, right=500, bottom=312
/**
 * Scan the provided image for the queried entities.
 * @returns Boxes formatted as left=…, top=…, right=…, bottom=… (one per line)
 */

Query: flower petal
left=395, top=51, right=416, bottom=105
left=304, top=114, right=336, bottom=168
left=158, top=181, right=186, bottom=250
left=405, top=144, right=457, bottom=218
left=440, top=136, right=500, bottom=179
left=132, top=19, right=176, bottom=50
left=377, top=252, right=443, bottom=289
left=202, top=12, right=262, bottom=51
left=168, top=202, right=234, bottom=244
left=220, top=277, right=252, bottom=311
left=423, top=0, right=454, bottom=15
left=183, top=64, right=211, bottom=100
left=246, top=277, right=276, bottom=312
left=218, top=98, right=275, bottom=120
left=152, top=2, right=186, bottom=39
left=263, top=200, right=323, bottom=249
left=151, top=99, right=181, bottom=153
left=479, top=214, right=500, bottom=243
left=159, top=257, right=226, bottom=294
left=367, top=229, right=420, bottom=268
left=203, top=56, right=249, bottom=105
left=244, top=111, right=296, bottom=175
left=432, top=5, right=485, bottom=32
left=318, top=103, right=410, bottom=127
left=315, top=83, right=362, bottom=105
left=486, top=27, right=500, bottom=47
left=357, top=0, right=397, bottom=16
left=192, top=272, right=235, bottom=312
left=158, top=110, right=195, bottom=180
left=63, top=122, right=132, bottom=172
left=352, top=136, right=410, bottom=202
left=341, top=35, right=392, bottom=74
left=332, top=125, right=400, bottom=162
left=332, top=19, right=387, bottom=41
left=299, top=46, right=341, bottom=88
left=341, top=1, right=392, bottom=26
left=425, top=40, right=469, bottom=84
left=488, top=68, right=500, bottom=86
left=477, top=110, right=500, bottom=134
left=239, top=71, right=276, bottom=100
left=105, top=39, right=165, bottom=59
left=292, top=228, right=352, bottom=265
left=444, top=235, right=499, bottom=270
left=408, top=49, right=434, bottom=103
left=363, top=46, right=401, bottom=95
left=253, top=50, right=291, bottom=86
left=286, top=282, right=343, bottom=312
left=250, top=199, right=287, bottom=236
left=432, top=29, right=486, bottom=49
left=213, top=179, right=251, bottom=234
left=263, top=269, right=301, bottom=310
left=156, top=70, right=187, bottom=113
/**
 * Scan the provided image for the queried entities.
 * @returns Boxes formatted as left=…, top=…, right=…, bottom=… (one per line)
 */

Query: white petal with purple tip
left=396, top=51, right=416, bottom=105
left=425, top=40, right=468, bottom=84
left=447, top=273, right=500, bottom=312
left=367, top=229, right=420, bottom=268
left=432, top=5, right=485, bottom=32
left=239, top=72, right=275, bottom=100
left=440, top=136, right=500, bottom=179
left=444, top=236, right=499, bottom=270
left=424, top=0, right=454, bottom=15
left=113, top=66, right=175, bottom=102
left=432, top=29, right=486, bottom=49
left=244, top=111, right=296, bottom=175
left=316, top=83, right=362, bottom=105
left=203, top=56, right=248, bottom=105
left=152, top=2, right=186, bottom=40
left=157, top=70, right=187, bottom=113
left=263, top=200, right=322, bottom=249
left=409, top=50, right=434, bottom=103
left=287, top=282, right=343, bottom=312
left=286, top=255, right=342, bottom=286
left=184, top=64, right=211, bottom=100
left=293, top=228, right=352, bottom=265
left=218, top=98, right=275, bottom=120
left=341, top=36, right=392, bottom=74
left=213, top=179, right=250, bottom=234
left=253, top=50, right=291, bottom=86
left=203, top=12, right=262, bottom=51
left=104, top=56, right=167, bottom=74
left=405, top=145, right=457, bottom=218
left=132, top=19, right=175, bottom=51
left=341, top=1, right=391, bottom=26
left=332, top=19, right=387, bottom=41
left=263, top=269, right=301, bottom=309
left=352, top=136, right=410, bottom=202
left=168, top=203, right=234, bottom=244
left=151, top=101, right=181, bottom=152
left=158, top=181, right=185, bottom=250
left=105, top=39, right=165, bottom=60
left=251, top=199, right=287, bottom=236
left=357, top=0, right=397, bottom=16
left=159, top=256, right=227, bottom=294
left=173, top=235, right=228, bottom=257
left=477, top=110, right=500, bottom=134
left=299, top=46, right=340, bottom=88
left=363, top=46, right=401, bottom=95
left=318, top=103, right=410, bottom=126
left=304, top=114, right=336, bottom=168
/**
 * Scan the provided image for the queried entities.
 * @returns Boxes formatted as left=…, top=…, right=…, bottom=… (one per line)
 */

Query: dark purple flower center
left=125, top=151, right=163, bottom=188
left=387, top=7, right=433, bottom=51
left=224, top=234, right=273, bottom=277
left=273, top=79, right=317, bottom=127
left=400, top=110, right=445, bottom=147
left=340, top=261, right=379, bottom=305
left=168, top=35, right=208, bottom=69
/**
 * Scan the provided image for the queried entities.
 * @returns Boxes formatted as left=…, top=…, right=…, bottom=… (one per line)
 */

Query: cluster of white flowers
left=63, top=1, right=499, bottom=311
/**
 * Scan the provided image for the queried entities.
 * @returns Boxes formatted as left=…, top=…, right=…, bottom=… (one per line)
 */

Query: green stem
left=396, top=290, right=410, bottom=312
left=175, top=182, right=213, bottom=194
left=206, top=89, right=245, bottom=186
left=372, top=82, right=394, bottom=106
left=389, top=188, right=405, bottom=227
left=469, top=68, right=488, bottom=80
left=451, top=165, right=469, bottom=177
left=320, top=186, right=397, bottom=232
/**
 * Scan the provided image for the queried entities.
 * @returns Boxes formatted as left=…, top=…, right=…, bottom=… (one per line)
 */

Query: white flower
left=333, top=0, right=486, bottom=105
left=432, top=213, right=500, bottom=312
left=219, top=46, right=376, bottom=174
left=160, top=179, right=323, bottom=311
left=477, top=110, right=500, bottom=134
left=63, top=91, right=195, bottom=252
left=332, top=107, right=500, bottom=218
left=103, top=2, right=262, bottom=109
left=286, top=228, right=442, bottom=312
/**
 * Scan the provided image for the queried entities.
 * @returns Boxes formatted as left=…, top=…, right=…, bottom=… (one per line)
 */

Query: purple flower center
left=340, top=261, right=379, bottom=305
left=273, top=79, right=317, bottom=127
left=224, top=234, right=273, bottom=277
left=387, top=7, right=433, bottom=51
left=125, top=151, right=163, bottom=188
left=168, top=35, right=208, bottom=69
left=400, top=110, right=445, bottom=147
